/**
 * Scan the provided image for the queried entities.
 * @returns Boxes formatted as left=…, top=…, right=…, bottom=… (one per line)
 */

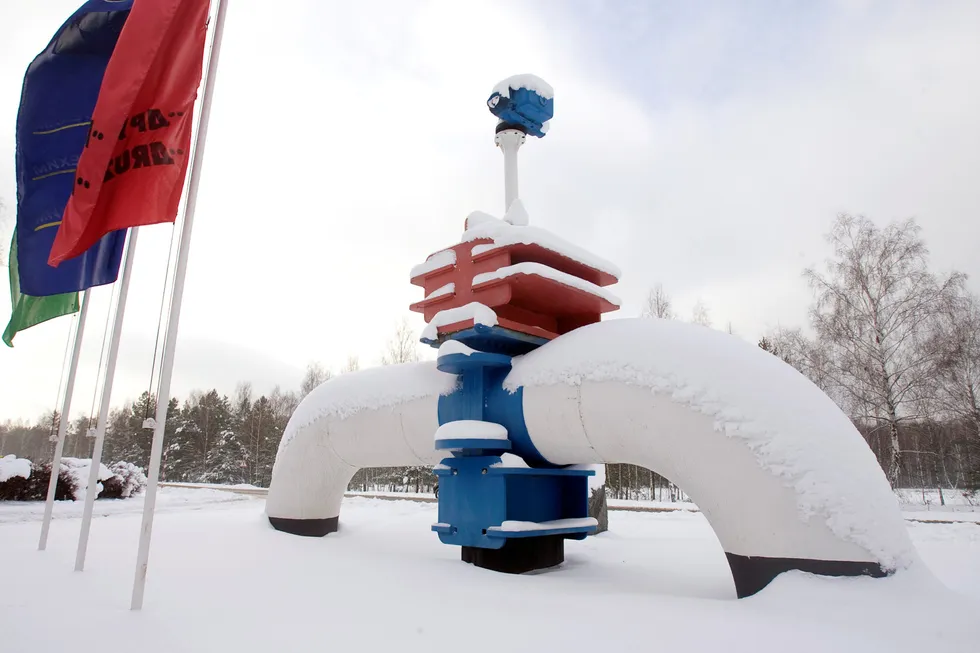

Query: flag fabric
left=4, top=230, right=79, bottom=347
left=14, top=0, right=135, bottom=297
left=49, top=0, right=210, bottom=266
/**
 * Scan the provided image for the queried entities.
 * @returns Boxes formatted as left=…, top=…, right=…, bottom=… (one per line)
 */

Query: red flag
left=48, top=0, right=210, bottom=266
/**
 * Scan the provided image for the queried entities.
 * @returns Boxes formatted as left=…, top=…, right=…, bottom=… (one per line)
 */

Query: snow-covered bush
left=0, top=456, right=75, bottom=501
left=0, top=456, right=147, bottom=501
left=59, top=457, right=113, bottom=501
left=99, top=461, right=148, bottom=499
left=0, top=455, right=35, bottom=500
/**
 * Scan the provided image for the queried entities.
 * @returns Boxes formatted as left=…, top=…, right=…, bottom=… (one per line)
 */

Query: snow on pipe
left=267, top=319, right=914, bottom=596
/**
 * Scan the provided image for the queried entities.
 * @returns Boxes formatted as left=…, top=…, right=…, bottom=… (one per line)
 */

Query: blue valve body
left=487, top=87, right=553, bottom=138
left=432, top=334, right=595, bottom=550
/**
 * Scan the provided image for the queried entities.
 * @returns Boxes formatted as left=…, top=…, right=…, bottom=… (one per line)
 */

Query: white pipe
left=266, top=361, right=452, bottom=527
left=525, top=382, right=877, bottom=561
left=38, top=288, right=91, bottom=551
left=495, top=129, right=524, bottom=213
left=74, top=228, right=139, bottom=571
left=265, top=319, right=913, bottom=597
left=270, top=363, right=884, bottom=564
left=131, top=0, right=228, bottom=610
left=510, top=318, right=914, bottom=573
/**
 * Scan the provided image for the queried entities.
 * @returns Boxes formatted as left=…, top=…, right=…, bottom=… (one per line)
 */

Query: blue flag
left=14, top=1, right=133, bottom=297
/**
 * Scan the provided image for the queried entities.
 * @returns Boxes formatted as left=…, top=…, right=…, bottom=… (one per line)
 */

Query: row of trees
left=0, top=320, right=433, bottom=489
left=2, top=214, right=976, bottom=495
left=0, top=386, right=299, bottom=488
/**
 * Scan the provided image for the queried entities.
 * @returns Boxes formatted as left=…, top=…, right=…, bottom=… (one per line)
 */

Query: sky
left=0, top=0, right=978, bottom=422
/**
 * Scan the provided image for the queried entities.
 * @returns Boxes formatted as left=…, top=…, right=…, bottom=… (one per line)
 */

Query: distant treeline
left=1, top=386, right=293, bottom=488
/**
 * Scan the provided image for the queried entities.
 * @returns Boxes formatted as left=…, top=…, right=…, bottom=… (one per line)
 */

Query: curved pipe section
left=509, top=318, right=914, bottom=596
left=267, top=319, right=913, bottom=597
left=266, top=361, right=457, bottom=535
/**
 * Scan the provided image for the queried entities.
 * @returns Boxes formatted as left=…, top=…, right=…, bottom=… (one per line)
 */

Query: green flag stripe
left=3, top=229, right=79, bottom=347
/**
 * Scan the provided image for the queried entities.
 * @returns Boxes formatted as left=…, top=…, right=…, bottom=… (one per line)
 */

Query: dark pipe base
left=725, top=552, right=888, bottom=598
left=462, top=536, right=565, bottom=574
left=268, top=515, right=339, bottom=537
left=495, top=121, right=528, bottom=135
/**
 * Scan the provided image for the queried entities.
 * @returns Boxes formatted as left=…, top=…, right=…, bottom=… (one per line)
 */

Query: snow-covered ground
left=1, top=489, right=977, bottom=652
left=0, top=487, right=250, bottom=524
left=894, top=488, right=979, bottom=511
left=344, top=489, right=980, bottom=522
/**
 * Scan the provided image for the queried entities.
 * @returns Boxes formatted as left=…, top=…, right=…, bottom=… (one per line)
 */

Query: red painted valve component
left=410, top=210, right=621, bottom=342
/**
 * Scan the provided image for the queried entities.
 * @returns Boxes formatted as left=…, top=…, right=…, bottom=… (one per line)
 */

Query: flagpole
left=131, top=0, right=227, bottom=611
left=74, top=227, right=139, bottom=571
left=38, top=289, right=91, bottom=550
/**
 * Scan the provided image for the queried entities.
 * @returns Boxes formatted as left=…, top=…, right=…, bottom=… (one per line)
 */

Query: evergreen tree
left=181, top=390, right=235, bottom=483
left=102, top=392, right=163, bottom=470
left=206, top=427, right=249, bottom=484
left=244, top=395, right=281, bottom=487
left=63, top=415, right=93, bottom=459
left=161, top=398, right=192, bottom=482
left=758, top=336, right=779, bottom=356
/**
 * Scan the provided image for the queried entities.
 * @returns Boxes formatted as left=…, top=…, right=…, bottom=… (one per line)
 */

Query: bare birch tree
left=300, top=362, right=331, bottom=398
left=643, top=283, right=674, bottom=319
left=342, top=355, right=360, bottom=373
left=760, top=327, right=841, bottom=401
left=382, top=317, right=420, bottom=365
left=804, top=214, right=965, bottom=486
left=377, top=319, right=424, bottom=491
left=691, top=299, right=712, bottom=327
left=926, top=291, right=980, bottom=444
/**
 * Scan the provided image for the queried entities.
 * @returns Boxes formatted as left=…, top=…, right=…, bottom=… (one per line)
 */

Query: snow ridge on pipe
left=278, top=362, right=458, bottom=455
left=505, top=318, right=915, bottom=570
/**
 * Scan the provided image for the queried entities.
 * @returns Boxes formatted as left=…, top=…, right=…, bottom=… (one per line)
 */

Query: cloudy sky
left=0, top=0, right=978, bottom=422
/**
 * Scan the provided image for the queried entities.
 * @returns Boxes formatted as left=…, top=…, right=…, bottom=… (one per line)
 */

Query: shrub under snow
left=0, top=456, right=147, bottom=501
left=59, top=457, right=113, bottom=501
left=99, top=461, right=148, bottom=499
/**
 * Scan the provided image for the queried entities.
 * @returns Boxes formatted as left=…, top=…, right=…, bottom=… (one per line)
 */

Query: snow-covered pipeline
left=266, top=318, right=914, bottom=595
left=265, top=362, right=454, bottom=533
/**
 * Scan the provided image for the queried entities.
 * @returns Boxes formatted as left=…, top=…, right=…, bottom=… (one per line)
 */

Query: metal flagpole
left=74, top=227, right=140, bottom=571
left=38, top=289, right=92, bottom=550
left=131, top=0, right=227, bottom=610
